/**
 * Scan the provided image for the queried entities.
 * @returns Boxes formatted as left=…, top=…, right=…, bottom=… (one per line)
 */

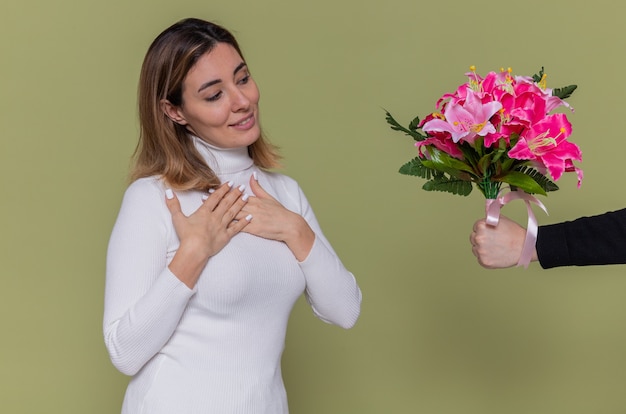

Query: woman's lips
left=230, top=114, right=255, bottom=130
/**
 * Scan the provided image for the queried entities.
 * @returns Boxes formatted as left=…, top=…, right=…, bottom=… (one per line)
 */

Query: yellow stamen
left=539, top=73, right=547, bottom=89
left=529, top=136, right=557, bottom=152
left=528, top=128, right=566, bottom=153
left=470, top=122, right=487, bottom=133
left=467, top=65, right=481, bottom=91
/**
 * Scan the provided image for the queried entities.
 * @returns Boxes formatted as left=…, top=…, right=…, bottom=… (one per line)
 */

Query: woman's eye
left=206, top=91, right=222, bottom=102
left=238, top=74, right=250, bottom=85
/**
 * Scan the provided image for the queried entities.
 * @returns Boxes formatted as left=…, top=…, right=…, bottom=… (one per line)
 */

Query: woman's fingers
left=213, top=184, right=249, bottom=224
left=249, top=173, right=277, bottom=201
left=196, top=182, right=251, bottom=229
left=227, top=212, right=253, bottom=234
left=224, top=191, right=250, bottom=223
left=200, top=181, right=234, bottom=211
left=165, top=188, right=186, bottom=223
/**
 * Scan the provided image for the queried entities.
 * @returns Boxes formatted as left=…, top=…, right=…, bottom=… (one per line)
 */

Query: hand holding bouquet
left=386, top=67, right=583, bottom=266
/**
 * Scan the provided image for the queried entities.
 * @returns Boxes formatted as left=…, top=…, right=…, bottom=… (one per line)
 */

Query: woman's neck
left=191, top=136, right=254, bottom=174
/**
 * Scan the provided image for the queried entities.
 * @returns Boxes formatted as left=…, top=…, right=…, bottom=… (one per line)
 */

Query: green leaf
left=500, top=157, right=516, bottom=173
left=490, top=139, right=508, bottom=164
left=384, top=110, right=427, bottom=141
left=458, top=143, right=481, bottom=171
left=477, top=153, right=493, bottom=175
left=408, top=115, right=421, bottom=132
left=532, top=67, right=545, bottom=83
left=398, top=157, right=437, bottom=179
left=516, top=166, right=559, bottom=192
left=422, top=160, right=474, bottom=180
left=422, top=176, right=473, bottom=196
left=552, top=84, right=577, bottom=100
left=426, top=148, right=476, bottom=175
left=420, top=159, right=457, bottom=178
left=499, top=171, right=547, bottom=195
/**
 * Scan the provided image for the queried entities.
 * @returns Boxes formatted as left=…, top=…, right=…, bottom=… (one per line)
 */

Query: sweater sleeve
left=288, top=183, right=362, bottom=329
left=103, top=179, right=195, bottom=375
left=536, top=208, right=626, bottom=268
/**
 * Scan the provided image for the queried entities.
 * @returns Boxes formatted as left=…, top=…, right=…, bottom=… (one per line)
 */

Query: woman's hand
left=470, top=215, right=537, bottom=269
left=238, top=175, right=315, bottom=261
left=165, top=182, right=250, bottom=287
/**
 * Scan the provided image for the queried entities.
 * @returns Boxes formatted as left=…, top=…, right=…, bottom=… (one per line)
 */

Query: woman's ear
left=161, top=99, right=188, bottom=125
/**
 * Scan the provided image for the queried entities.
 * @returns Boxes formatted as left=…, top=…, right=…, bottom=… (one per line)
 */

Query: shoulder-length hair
left=131, top=18, right=280, bottom=191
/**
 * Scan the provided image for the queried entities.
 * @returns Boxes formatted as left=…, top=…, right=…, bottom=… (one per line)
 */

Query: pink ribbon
left=485, top=189, right=548, bottom=268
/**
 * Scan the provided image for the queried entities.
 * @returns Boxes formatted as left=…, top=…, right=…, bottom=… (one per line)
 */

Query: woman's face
left=164, top=43, right=261, bottom=149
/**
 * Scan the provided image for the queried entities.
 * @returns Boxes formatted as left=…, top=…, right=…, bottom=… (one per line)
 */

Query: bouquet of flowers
left=386, top=66, right=583, bottom=266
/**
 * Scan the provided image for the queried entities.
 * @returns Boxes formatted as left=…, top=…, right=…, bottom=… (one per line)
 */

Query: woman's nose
left=231, top=89, right=251, bottom=112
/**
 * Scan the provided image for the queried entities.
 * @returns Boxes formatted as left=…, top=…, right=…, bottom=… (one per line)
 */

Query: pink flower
left=415, top=135, right=464, bottom=159
left=387, top=66, right=582, bottom=199
left=508, top=113, right=583, bottom=186
left=422, top=90, right=502, bottom=144
left=514, top=75, right=574, bottom=113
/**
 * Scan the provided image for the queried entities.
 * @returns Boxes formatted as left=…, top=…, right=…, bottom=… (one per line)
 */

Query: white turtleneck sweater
left=103, top=137, right=362, bottom=414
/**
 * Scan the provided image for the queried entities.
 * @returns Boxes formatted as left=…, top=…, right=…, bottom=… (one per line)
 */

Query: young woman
left=103, top=17, right=362, bottom=413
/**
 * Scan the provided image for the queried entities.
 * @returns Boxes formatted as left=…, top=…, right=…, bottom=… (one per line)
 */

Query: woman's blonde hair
left=131, top=18, right=280, bottom=191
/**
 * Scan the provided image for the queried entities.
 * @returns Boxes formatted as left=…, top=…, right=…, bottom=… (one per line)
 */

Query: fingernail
left=253, top=172, right=258, bottom=181
left=242, top=194, right=249, bottom=202
left=238, top=184, right=246, bottom=192
left=165, top=189, right=174, bottom=199
left=227, top=181, right=234, bottom=188
left=245, top=214, right=253, bottom=221
left=208, top=188, right=215, bottom=194
left=202, top=194, right=209, bottom=201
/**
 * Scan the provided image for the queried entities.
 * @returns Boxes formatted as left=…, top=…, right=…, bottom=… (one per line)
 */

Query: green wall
left=3, top=0, right=626, bottom=412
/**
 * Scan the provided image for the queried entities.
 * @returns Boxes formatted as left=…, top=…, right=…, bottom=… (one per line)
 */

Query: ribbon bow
left=485, top=189, right=548, bottom=268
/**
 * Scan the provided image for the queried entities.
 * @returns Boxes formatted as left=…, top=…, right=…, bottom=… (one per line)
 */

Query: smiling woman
left=161, top=44, right=262, bottom=149
left=102, top=17, right=362, bottom=414
left=131, top=18, right=280, bottom=192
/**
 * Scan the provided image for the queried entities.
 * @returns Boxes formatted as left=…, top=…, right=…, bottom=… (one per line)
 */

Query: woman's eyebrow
left=233, top=62, right=247, bottom=75
left=198, top=79, right=221, bottom=93
left=197, top=62, right=248, bottom=93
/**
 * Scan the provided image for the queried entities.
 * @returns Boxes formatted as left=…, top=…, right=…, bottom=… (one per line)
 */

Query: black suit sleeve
left=536, top=208, right=626, bottom=268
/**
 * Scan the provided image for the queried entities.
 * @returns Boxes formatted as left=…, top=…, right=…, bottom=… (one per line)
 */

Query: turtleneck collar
left=191, top=135, right=254, bottom=175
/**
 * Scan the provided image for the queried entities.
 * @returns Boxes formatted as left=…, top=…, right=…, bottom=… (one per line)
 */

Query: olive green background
left=2, top=0, right=626, bottom=413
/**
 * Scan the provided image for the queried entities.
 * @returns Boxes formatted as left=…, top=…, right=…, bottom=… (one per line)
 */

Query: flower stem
left=478, top=177, right=501, bottom=199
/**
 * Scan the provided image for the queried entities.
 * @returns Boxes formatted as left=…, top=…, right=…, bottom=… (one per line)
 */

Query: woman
left=103, top=17, right=362, bottom=413
left=470, top=210, right=626, bottom=268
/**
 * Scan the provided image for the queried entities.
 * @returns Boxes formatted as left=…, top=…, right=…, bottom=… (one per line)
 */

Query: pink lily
left=422, top=89, right=502, bottom=144
left=514, top=75, right=573, bottom=113
left=508, top=113, right=582, bottom=186
left=415, top=134, right=464, bottom=159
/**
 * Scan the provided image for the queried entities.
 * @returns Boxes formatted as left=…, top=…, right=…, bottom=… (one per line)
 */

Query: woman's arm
left=295, top=188, right=362, bottom=329
left=239, top=174, right=361, bottom=329
left=104, top=179, right=194, bottom=375
left=103, top=179, right=249, bottom=375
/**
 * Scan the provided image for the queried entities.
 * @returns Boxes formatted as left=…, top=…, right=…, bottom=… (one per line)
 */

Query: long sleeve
left=270, top=176, right=361, bottom=329
left=103, top=178, right=195, bottom=375
left=536, top=208, right=626, bottom=268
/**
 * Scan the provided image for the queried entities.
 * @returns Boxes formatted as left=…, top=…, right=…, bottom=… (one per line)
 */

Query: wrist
left=168, top=242, right=211, bottom=288
left=283, top=215, right=315, bottom=261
